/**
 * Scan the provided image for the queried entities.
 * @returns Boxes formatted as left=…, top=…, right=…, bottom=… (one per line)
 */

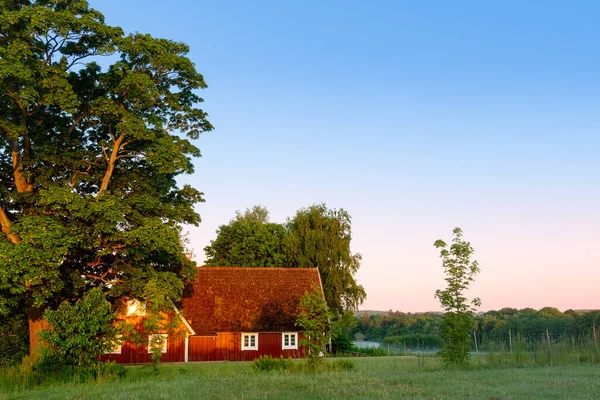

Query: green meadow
left=2, top=356, right=599, bottom=400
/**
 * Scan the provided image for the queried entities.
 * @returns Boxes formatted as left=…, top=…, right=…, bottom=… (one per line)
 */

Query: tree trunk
left=28, top=317, right=50, bottom=358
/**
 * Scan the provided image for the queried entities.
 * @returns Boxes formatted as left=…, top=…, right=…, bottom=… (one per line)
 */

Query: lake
left=353, top=340, right=380, bottom=349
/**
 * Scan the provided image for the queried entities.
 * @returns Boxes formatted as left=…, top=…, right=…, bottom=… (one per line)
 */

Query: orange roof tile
left=182, top=267, right=322, bottom=334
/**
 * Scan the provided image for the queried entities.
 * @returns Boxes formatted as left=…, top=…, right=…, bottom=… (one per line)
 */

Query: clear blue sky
left=92, top=0, right=599, bottom=312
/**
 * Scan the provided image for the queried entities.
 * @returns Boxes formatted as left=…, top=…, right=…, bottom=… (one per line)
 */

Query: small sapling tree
left=296, top=287, right=332, bottom=368
left=38, top=288, right=119, bottom=368
left=434, top=227, right=481, bottom=365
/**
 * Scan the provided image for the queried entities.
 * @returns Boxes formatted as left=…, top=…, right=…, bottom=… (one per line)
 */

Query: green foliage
left=204, top=208, right=287, bottom=267
left=353, top=311, right=444, bottom=342
left=0, top=0, right=211, bottom=351
left=434, top=227, right=480, bottom=365
left=296, top=287, right=333, bottom=366
left=38, top=288, right=118, bottom=368
left=331, top=327, right=355, bottom=353
left=0, top=305, right=29, bottom=364
left=234, top=205, right=270, bottom=224
left=353, top=308, right=600, bottom=356
left=331, top=311, right=356, bottom=352
left=383, top=334, right=443, bottom=349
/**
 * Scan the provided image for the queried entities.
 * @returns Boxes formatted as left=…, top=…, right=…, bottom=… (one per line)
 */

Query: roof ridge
left=197, top=266, right=319, bottom=271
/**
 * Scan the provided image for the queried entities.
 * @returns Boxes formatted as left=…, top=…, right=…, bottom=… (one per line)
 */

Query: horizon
left=355, top=308, right=599, bottom=314
left=93, top=0, right=599, bottom=313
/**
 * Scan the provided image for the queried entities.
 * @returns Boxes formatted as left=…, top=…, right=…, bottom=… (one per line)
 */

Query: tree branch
left=0, top=206, right=20, bottom=244
left=98, top=135, right=124, bottom=195
left=68, top=112, right=87, bottom=135
left=85, top=274, right=123, bottom=285
left=10, top=138, right=33, bottom=193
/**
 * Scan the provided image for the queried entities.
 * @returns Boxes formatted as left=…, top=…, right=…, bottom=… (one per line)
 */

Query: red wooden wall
left=99, top=315, right=187, bottom=364
left=189, top=332, right=306, bottom=362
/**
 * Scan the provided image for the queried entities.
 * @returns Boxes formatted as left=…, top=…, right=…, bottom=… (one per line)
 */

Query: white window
left=106, top=337, right=122, bottom=354
left=127, top=299, right=146, bottom=316
left=241, top=333, right=258, bottom=351
left=282, top=332, right=298, bottom=350
left=148, top=334, right=168, bottom=354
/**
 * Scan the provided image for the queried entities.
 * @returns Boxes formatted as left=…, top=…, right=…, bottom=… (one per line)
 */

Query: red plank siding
left=99, top=333, right=186, bottom=364
left=99, top=314, right=188, bottom=364
left=189, top=336, right=217, bottom=361
left=189, top=332, right=306, bottom=362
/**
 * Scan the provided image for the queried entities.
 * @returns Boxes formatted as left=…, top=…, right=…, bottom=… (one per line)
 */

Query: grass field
left=2, top=356, right=599, bottom=400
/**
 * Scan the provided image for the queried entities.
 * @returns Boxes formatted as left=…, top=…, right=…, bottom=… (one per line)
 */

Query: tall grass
left=482, top=333, right=598, bottom=368
left=4, top=357, right=600, bottom=400
left=0, top=359, right=126, bottom=393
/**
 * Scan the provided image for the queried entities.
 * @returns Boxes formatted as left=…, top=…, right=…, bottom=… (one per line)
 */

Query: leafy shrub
left=0, top=308, right=29, bottom=365
left=252, top=355, right=293, bottom=373
left=296, top=288, right=333, bottom=367
left=332, top=329, right=355, bottom=353
left=251, top=356, right=354, bottom=374
left=98, top=361, right=127, bottom=381
left=331, top=311, right=356, bottom=353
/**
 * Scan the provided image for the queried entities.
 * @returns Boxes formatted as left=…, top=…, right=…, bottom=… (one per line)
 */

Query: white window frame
left=127, top=299, right=146, bottom=316
left=282, top=332, right=298, bottom=350
left=148, top=334, right=168, bottom=354
left=241, top=333, right=258, bottom=351
left=106, top=337, right=122, bottom=354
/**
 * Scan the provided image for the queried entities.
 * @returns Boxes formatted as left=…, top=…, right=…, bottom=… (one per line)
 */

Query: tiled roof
left=181, top=267, right=322, bottom=334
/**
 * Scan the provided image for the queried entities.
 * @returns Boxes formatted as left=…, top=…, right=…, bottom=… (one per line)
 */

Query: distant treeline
left=353, top=308, right=600, bottom=348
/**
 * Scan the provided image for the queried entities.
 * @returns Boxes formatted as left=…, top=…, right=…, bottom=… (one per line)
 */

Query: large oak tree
left=0, top=0, right=212, bottom=352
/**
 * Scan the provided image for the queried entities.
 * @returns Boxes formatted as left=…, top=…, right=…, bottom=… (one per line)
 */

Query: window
left=106, top=336, right=122, bottom=354
left=127, top=299, right=146, bottom=316
left=282, top=333, right=298, bottom=350
left=148, top=334, right=168, bottom=354
left=241, top=333, right=258, bottom=351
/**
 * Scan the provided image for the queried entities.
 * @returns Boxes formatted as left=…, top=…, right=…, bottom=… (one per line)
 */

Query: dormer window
left=127, top=299, right=146, bottom=316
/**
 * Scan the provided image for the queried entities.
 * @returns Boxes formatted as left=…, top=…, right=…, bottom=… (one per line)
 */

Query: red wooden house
left=183, top=267, right=324, bottom=362
left=97, top=266, right=324, bottom=363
